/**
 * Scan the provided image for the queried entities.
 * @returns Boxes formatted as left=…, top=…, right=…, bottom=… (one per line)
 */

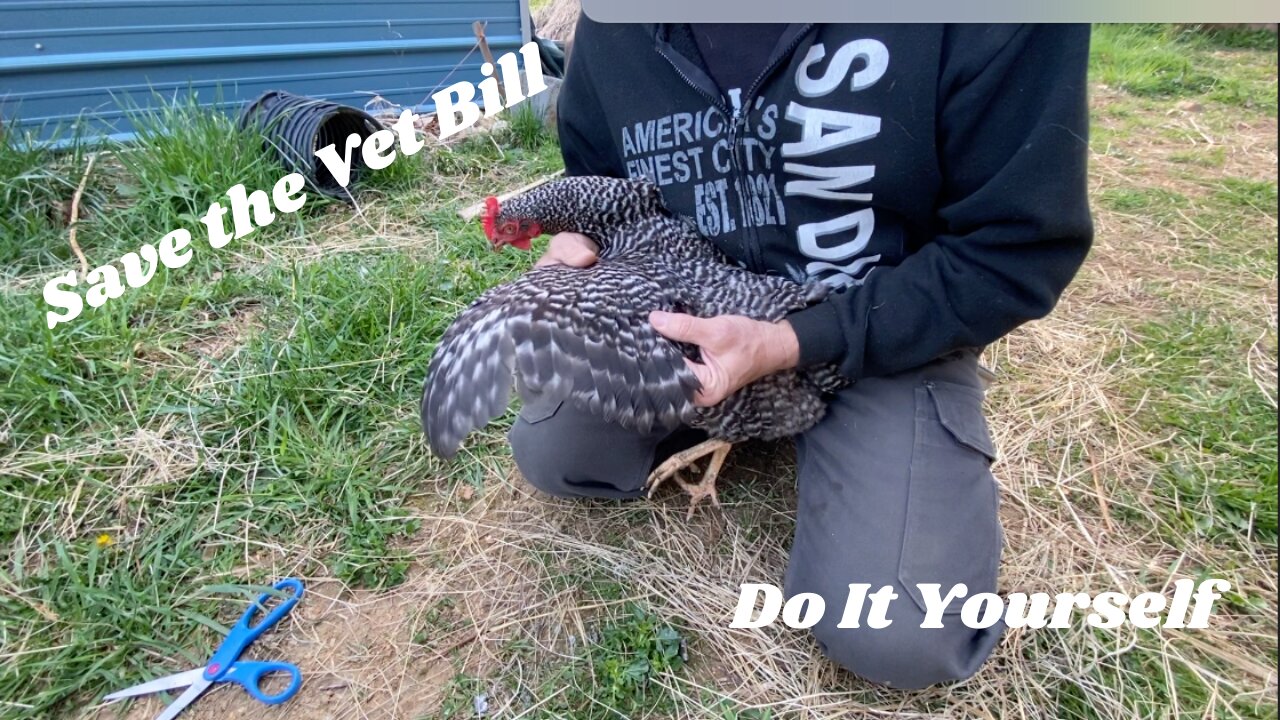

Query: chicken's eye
left=502, top=221, right=518, bottom=235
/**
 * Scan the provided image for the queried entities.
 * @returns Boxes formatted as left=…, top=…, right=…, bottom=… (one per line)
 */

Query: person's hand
left=535, top=232, right=599, bottom=268
left=648, top=311, right=801, bottom=407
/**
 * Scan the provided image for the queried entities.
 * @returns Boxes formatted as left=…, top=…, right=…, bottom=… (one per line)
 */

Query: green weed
left=506, top=103, right=551, bottom=150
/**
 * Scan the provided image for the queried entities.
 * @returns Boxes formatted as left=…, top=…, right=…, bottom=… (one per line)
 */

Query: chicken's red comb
left=481, top=196, right=500, bottom=240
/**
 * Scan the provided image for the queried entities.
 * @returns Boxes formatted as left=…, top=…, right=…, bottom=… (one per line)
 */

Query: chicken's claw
left=645, top=439, right=733, bottom=518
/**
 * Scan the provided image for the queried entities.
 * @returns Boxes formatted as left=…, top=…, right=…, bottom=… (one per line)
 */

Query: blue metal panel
left=0, top=0, right=530, bottom=143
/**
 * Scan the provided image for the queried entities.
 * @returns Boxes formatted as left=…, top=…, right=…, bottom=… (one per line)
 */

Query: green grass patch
left=0, top=126, right=93, bottom=276
left=504, top=103, right=553, bottom=151
left=1212, top=177, right=1279, bottom=211
left=1188, top=24, right=1280, bottom=51
left=1118, top=313, right=1277, bottom=544
left=1168, top=146, right=1227, bottom=168
left=1095, top=186, right=1190, bottom=219
left=1090, top=24, right=1278, bottom=113
left=1185, top=184, right=1278, bottom=277
left=1091, top=25, right=1221, bottom=98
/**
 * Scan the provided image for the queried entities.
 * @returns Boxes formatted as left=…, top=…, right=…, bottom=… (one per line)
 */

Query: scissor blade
left=154, top=678, right=211, bottom=720
left=103, top=668, right=204, bottom=701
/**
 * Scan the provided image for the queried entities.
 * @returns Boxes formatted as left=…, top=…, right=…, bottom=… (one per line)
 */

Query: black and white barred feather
left=421, top=176, right=848, bottom=459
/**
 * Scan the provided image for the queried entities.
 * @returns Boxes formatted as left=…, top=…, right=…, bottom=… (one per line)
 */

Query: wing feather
left=421, top=263, right=699, bottom=458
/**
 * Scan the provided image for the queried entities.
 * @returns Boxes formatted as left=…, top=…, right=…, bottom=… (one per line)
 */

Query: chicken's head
left=482, top=196, right=542, bottom=252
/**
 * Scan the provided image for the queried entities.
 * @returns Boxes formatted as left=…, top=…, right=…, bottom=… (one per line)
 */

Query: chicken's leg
left=645, top=439, right=734, bottom=518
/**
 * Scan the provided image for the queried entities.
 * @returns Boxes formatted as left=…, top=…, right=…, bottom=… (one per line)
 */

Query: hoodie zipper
left=736, top=25, right=812, bottom=270
left=657, top=25, right=813, bottom=272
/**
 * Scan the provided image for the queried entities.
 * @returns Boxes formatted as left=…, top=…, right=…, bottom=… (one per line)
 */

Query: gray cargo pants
left=509, top=349, right=1005, bottom=689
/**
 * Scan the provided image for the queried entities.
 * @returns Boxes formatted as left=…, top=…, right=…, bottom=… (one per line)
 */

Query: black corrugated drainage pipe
left=238, top=90, right=385, bottom=201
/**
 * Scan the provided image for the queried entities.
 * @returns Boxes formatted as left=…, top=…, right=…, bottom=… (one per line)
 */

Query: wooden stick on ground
left=68, top=153, right=97, bottom=278
left=457, top=169, right=565, bottom=221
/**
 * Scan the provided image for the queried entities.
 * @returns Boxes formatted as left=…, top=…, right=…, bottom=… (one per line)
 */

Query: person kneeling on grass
left=509, top=20, right=1093, bottom=689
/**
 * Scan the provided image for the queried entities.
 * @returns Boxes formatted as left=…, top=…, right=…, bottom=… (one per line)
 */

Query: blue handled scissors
left=103, top=578, right=305, bottom=720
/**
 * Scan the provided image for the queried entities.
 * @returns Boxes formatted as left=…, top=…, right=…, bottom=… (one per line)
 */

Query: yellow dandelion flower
left=96, top=533, right=113, bottom=547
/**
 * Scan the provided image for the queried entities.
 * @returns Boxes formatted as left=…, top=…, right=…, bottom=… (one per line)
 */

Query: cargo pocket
left=509, top=391, right=570, bottom=495
left=517, top=392, right=564, bottom=425
left=898, top=380, right=1002, bottom=616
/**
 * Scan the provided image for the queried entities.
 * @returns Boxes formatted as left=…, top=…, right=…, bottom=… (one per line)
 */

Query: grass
left=1090, top=24, right=1277, bottom=112
left=1117, top=313, right=1277, bottom=543
left=0, top=127, right=86, bottom=274
left=1, top=22, right=1276, bottom=720
left=0, top=99, right=559, bottom=716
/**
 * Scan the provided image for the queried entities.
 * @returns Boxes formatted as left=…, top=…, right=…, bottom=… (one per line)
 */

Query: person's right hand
left=535, top=232, right=599, bottom=268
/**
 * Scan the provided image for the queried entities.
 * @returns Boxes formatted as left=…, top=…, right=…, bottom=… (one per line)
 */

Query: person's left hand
left=649, top=311, right=800, bottom=407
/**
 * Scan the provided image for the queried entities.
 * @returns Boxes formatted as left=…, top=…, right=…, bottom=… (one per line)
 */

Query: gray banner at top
left=580, top=0, right=1279, bottom=23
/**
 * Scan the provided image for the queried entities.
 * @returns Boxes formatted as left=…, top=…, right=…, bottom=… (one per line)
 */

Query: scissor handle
left=204, top=578, right=304, bottom=681
left=221, top=660, right=303, bottom=704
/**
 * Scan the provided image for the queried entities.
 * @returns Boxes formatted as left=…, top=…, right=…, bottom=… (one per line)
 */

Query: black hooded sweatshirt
left=555, top=20, right=1094, bottom=381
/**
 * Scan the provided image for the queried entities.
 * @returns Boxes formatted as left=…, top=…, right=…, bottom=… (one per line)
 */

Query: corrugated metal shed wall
left=0, top=0, right=529, bottom=143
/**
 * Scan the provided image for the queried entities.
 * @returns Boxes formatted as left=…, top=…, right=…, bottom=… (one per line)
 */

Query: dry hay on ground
left=533, top=0, right=580, bottom=45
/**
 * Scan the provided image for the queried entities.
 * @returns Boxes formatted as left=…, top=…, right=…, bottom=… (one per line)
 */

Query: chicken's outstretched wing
left=421, top=262, right=701, bottom=458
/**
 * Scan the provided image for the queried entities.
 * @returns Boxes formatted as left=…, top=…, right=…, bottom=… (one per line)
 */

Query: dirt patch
left=80, top=479, right=561, bottom=720
left=83, top=579, right=451, bottom=720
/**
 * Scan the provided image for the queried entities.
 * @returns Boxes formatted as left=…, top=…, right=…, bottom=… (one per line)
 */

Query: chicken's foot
left=645, top=439, right=734, bottom=518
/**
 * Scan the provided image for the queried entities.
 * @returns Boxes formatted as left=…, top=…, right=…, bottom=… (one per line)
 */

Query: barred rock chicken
left=420, top=176, right=846, bottom=514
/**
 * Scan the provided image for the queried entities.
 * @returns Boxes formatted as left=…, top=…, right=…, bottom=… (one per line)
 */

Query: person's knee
left=509, top=422, right=596, bottom=497
left=508, top=405, right=652, bottom=499
left=810, top=618, right=1002, bottom=690
left=513, top=449, right=578, bottom=498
